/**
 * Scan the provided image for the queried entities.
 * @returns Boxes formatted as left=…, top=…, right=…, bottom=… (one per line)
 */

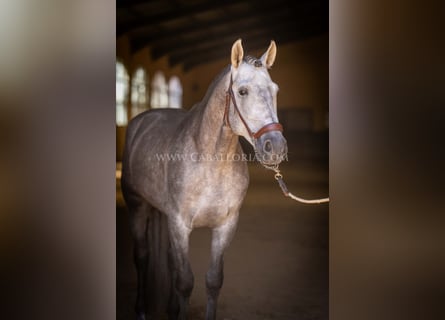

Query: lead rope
left=271, top=165, right=329, bottom=204
left=225, top=74, right=328, bottom=204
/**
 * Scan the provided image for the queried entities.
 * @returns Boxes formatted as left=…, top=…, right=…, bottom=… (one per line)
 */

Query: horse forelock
left=244, top=55, right=263, bottom=68
left=198, top=57, right=266, bottom=111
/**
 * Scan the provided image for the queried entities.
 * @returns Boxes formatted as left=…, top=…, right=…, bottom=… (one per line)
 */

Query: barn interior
left=116, top=0, right=328, bottom=319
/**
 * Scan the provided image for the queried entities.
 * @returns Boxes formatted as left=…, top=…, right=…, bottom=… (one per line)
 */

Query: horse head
left=226, top=39, right=288, bottom=168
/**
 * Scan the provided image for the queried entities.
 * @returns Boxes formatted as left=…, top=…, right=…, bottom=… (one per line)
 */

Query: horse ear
left=261, top=40, right=277, bottom=68
left=231, top=39, right=244, bottom=68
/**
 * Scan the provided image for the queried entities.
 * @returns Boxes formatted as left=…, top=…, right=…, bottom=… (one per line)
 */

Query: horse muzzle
left=254, top=130, right=288, bottom=166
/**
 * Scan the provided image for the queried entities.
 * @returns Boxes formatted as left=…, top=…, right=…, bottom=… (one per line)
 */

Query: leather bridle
left=223, top=75, right=283, bottom=140
left=223, top=74, right=329, bottom=204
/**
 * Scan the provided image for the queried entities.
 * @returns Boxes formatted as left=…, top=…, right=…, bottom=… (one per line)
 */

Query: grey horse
left=122, top=39, right=288, bottom=320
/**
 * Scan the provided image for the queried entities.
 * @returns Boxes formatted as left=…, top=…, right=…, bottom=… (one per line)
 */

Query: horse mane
left=196, top=64, right=231, bottom=110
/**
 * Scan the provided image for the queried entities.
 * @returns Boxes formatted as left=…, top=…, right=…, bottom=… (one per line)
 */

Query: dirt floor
left=117, top=158, right=328, bottom=320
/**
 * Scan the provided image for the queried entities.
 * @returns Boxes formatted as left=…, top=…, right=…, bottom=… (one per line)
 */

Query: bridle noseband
left=223, top=75, right=283, bottom=140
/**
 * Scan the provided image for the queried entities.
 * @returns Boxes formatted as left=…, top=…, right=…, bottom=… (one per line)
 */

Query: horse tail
left=146, top=206, right=172, bottom=317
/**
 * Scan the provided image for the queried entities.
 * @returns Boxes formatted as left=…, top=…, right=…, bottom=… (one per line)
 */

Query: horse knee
left=176, top=267, right=194, bottom=297
left=206, top=268, right=224, bottom=296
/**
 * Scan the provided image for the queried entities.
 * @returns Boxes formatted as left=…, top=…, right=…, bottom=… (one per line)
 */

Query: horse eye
left=238, top=88, right=248, bottom=96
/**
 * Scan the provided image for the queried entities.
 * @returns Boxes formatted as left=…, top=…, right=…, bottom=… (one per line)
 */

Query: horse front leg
left=205, top=214, right=239, bottom=320
left=168, top=220, right=194, bottom=320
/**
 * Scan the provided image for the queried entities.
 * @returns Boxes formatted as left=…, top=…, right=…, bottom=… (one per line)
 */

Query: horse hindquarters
left=128, top=200, right=172, bottom=319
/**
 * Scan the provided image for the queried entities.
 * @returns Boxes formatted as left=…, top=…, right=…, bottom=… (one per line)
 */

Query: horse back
left=125, top=109, right=187, bottom=148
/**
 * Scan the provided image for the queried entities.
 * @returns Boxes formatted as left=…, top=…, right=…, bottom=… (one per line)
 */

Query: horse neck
left=193, top=73, right=239, bottom=156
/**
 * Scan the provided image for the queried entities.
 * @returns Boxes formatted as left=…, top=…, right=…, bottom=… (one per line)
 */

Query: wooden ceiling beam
left=167, top=21, right=298, bottom=66
left=183, top=28, right=325, bottom=71
left=147, top=12, right=308, bottom=59
left=131, top=4, right=326, bottom=55
left=116, top=0, right=328, bottom=70
left=151, top=11, right=324, bottom=61
left=118, top=0, right=247, bottom=36
left=127, top=0, right=299, bottom=47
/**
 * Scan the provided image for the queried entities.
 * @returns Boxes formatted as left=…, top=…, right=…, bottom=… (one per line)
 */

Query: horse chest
left=177, top=167, right=248, bottom=228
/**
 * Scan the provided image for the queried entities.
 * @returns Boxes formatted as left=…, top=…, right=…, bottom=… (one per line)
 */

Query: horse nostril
left=264, top=140, right=272, bottom=153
